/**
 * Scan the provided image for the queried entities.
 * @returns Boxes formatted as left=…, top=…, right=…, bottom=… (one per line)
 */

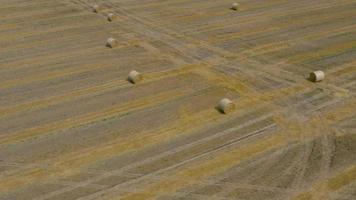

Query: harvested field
left=0, top=0, right=355, bottom=199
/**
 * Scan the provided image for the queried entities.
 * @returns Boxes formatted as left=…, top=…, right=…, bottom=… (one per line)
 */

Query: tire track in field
left=178, top=0, right=347, bottom=35
left=0, top=62, right=204, bottom=119
left=88, top=130, right=287, bottom=200
left=0, top=87, right=196, bottom=147
left=0, top=86, right=236, bottom=194
left=104, top=0, right=349, bottom=87
left=76, top=0, right=290, bottom=88
left=203, top=0, right=352, bottom=43
left=0, top=22, right=114, bottom=53
left=288, top=98, right=356, bottom=199
left=176, top=148, right=294, bottom=199
left=0, top=61, right=113, bottom=91
left=0, top=13, right=105, bottom=44
left=32, top=111, right=276, bottom=200
left=74, top=123, right=279, bottom=200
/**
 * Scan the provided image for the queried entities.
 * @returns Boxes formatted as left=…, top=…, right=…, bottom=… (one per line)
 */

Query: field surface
left=0, top=0, right=355, bottom=199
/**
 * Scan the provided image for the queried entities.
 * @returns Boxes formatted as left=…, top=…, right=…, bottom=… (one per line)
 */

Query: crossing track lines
left=0, top=0, right=355, bottom=199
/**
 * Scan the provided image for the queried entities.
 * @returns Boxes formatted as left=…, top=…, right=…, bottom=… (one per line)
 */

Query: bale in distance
left=92, top=5, right=101, bottom=13
left=107, top=13, right=116, bottom=22
left=217, top=98, right=235, bottom=114
left=309, top=70, right=325, bottom=82
left=231, top=2, right=239, bottom=10
left=106, top=38, right=117, bottom=48
left=128, top=70, right=143, bottom=84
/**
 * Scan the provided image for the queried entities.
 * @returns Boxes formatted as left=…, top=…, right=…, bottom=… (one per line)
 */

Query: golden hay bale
left=92, top=5, right=101, bottom=13
left=217, top=98, right=235, bottom=114
left=128, top=70, right=143, bottom=84
left=106, top=38, right=117, bottom=48
left=309, top=70, right=325, bottom=82
left=231, top=2, right=239, bottom=10
left=107, top=13, right=116, bottom=21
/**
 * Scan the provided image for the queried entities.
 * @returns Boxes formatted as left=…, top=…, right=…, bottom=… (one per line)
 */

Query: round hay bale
left=128, top=70, right=143, bottom=84
left=107, top=13, right=116, bottom=21
left=106, top=38, right=117, bottom=48
left=92, top=5, right=101, bottom=13
left=231, top=2, right=239, bottom=10
left=309, top=70, right=325, bottom=82
left=217, top=98, right=235, bottom=114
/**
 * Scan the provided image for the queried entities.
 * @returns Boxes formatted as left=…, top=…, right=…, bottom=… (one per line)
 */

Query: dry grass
left=0, top=0, right=355, bottom=199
